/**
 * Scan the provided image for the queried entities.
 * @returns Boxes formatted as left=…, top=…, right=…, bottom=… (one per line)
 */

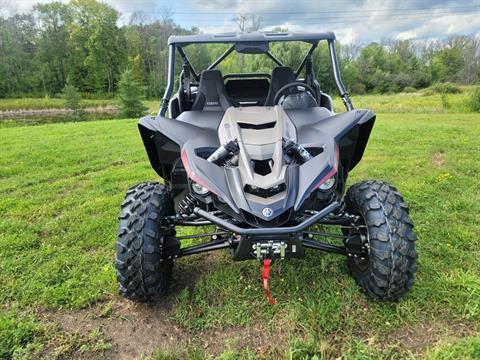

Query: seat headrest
left=271, top=66, right=296, bottom=78
left=271, top=67, right=296, bottom=87
left=191, top=70, right=231, bottom=111
left=264, top=66, right=296, bottom=106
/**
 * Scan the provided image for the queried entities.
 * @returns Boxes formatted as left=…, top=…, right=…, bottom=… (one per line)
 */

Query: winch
left=252, top=241, right=287, bottom=260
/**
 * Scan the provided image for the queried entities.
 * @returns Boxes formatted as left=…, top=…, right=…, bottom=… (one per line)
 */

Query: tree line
left=0, top=0, right=479, bottom=99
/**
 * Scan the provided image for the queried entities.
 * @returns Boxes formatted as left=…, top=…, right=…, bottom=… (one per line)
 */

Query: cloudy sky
left=3, top=0, right=480, bottom=43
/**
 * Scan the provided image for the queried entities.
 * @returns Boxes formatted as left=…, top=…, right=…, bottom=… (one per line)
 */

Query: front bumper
left=192, top=200, right=340, bottom=235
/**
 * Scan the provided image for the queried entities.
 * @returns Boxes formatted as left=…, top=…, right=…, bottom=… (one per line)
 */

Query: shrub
left=371, top=70, right=399, bottom=94
left=431, top=82, right=462, bottom=94
left=440, top=93, right=451, bottom=109
left=403, top=86, right=417, bottom=93
left=350, top=83, right=366, bottom=95
left=117, top=69, right=148, bottom=118
left=470, top=87, right=480, bottom=112
left=412, top=71, right=432, bottom=89
left=394, top=72, right=414, bottom=90
left=421, top=88, right=435, bottom=96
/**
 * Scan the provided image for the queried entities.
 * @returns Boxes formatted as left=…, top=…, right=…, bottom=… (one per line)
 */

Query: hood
left=138, top=106, right=375, bottom=226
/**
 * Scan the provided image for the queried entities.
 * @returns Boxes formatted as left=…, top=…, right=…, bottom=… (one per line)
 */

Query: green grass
left=1, top=86, right=478, bottom=115
left=335, top=86, right=477, bottom=114
left=0, top=98, right=115, bottom=111
left=1, top=113, right=479, bottom=358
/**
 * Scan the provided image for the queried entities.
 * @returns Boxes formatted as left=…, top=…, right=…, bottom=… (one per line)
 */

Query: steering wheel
left=273, top=81, right=317, bottom=105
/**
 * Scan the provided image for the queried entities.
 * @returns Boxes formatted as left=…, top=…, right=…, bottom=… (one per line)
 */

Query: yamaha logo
left=262, top=207, right=273, bottom=217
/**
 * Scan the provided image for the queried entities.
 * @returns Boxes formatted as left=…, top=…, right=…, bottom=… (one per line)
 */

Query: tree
left=117, top=69, right=147, bottom=118
left=356, top=43, right=388, bottom=91
left=34, top=2, right=71, bottom=95
left=431, top=47, right=464, bottom=83
left=63, top=83, right=82, bottom=110
left=234, top=14, right=262, bottom=32
left=1, top=2, right=479, bottom=98
left=63, top=82, right=84, bottom=119
left=0, top=14, right=37, bottom=96
left=68, top=0, right=124, bottom=94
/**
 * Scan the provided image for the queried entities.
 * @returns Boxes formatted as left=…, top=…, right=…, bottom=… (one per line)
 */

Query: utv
left=116, top=32, right=417, bottom=304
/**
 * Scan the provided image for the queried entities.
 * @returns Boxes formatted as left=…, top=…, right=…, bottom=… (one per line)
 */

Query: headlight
left=191, top=181, right=210, bottom=195
left=319, top=176, right=336, bottom=191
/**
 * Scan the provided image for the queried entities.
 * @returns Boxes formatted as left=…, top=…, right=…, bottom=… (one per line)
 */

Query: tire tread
left=345, top=180, right=417, bottom=301
left=115, top=182, right=174, bottom=301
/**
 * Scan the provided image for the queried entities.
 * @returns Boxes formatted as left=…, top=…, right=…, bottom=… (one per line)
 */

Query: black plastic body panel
left=138, top=107, right=375, bottom=226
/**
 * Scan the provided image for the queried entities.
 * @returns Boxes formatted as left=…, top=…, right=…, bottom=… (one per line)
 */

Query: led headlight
left=319, top=176, right=336, bottom=191
left=191, top=181, right=210, bottom=195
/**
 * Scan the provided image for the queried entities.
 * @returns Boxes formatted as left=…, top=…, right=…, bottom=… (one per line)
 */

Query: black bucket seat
left=191, top=70, right=231, bottom=111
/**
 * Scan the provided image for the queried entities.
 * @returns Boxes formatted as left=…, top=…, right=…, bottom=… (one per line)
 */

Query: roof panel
left=168, top=31, right=336, bottom=46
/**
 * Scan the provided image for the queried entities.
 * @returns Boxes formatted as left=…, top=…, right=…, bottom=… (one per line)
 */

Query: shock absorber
left=178, top=194, right=198, bottom=215
left=207, top=139, right=239, bottom=165
left=283, top=138, right=312, bottom=164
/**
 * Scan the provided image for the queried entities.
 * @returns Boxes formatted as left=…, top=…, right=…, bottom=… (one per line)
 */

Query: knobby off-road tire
left=115, top=182, right=177, bottom=301
left=344, top=180, right=418, bottom=301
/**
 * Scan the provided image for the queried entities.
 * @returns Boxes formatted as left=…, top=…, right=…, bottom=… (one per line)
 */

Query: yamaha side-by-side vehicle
left=115, top=32, right=417, bottom=304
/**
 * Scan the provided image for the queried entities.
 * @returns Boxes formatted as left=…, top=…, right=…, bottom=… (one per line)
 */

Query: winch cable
left=262, top=259, right=276, bottom=305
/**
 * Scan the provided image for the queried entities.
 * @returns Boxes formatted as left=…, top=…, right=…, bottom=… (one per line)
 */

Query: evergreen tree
left=117, top=69, right=148, bottom=118
left=63, top=82, right=84, bottom=119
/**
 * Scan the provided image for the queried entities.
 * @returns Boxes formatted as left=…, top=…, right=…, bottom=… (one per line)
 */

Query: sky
left=3, top=0, right=480, bottom=43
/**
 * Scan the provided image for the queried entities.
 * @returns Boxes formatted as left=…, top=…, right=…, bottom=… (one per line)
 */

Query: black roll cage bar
left=159, top=34, right=353, bottom=117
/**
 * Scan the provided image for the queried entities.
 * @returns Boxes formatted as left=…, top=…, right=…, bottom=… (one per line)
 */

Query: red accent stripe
left=181, top=147, right=216, bottom=194
left=312, top=143, right=339, bottom=191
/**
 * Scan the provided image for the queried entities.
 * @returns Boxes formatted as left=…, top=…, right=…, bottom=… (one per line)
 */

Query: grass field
left=1, top=112, right=480, bottom=359
left=0, top=85, right=477, bottom=117
left=340, top=87, right=476, bottom=114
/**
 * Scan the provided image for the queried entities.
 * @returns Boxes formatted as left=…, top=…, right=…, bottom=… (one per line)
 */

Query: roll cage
left=159, top=31, right=353, bottom=117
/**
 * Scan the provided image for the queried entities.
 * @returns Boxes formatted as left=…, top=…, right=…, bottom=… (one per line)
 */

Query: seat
left=191, top=70, right=231, bottom=111
left=264, top=66, right=296, bottom=106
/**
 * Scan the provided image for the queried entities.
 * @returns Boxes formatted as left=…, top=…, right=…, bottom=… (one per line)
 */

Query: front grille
left=242, top=208, right=293, bottom=228
left=244, top=183, right=286, bottom=198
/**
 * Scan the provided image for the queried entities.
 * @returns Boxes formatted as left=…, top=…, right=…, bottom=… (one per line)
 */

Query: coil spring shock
left=178, top=194, right=198, bottom=215
left=330, top=193, right=345, bottom=214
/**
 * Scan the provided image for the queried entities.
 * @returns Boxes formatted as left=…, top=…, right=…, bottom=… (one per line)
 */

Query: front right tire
left=115, top=182, right=179, bottom=301
left=344, top=180, right=418, bottom=301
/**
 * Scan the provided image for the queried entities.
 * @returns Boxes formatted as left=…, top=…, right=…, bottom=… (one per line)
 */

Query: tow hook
left=262, top=258, right=276, bottom=305
left=252, top=241, right=286, bottom=305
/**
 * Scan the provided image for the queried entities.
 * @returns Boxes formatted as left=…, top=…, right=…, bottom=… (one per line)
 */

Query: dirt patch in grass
left=200, top=324, right=287, bottom=357
left=38, top=252, right=287, bottom=359
left=385, top=320, right=475, bottom=354
left=41, top=301, right=187, bottom=359
left=430, top=150, right=447, bottom=167
left=40, top=299, right=286, bottom=359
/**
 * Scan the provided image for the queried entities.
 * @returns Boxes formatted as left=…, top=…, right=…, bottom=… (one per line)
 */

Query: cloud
left=187, top=0, right=480, bottom=42
left=2, top=0, right=479, bottom=42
